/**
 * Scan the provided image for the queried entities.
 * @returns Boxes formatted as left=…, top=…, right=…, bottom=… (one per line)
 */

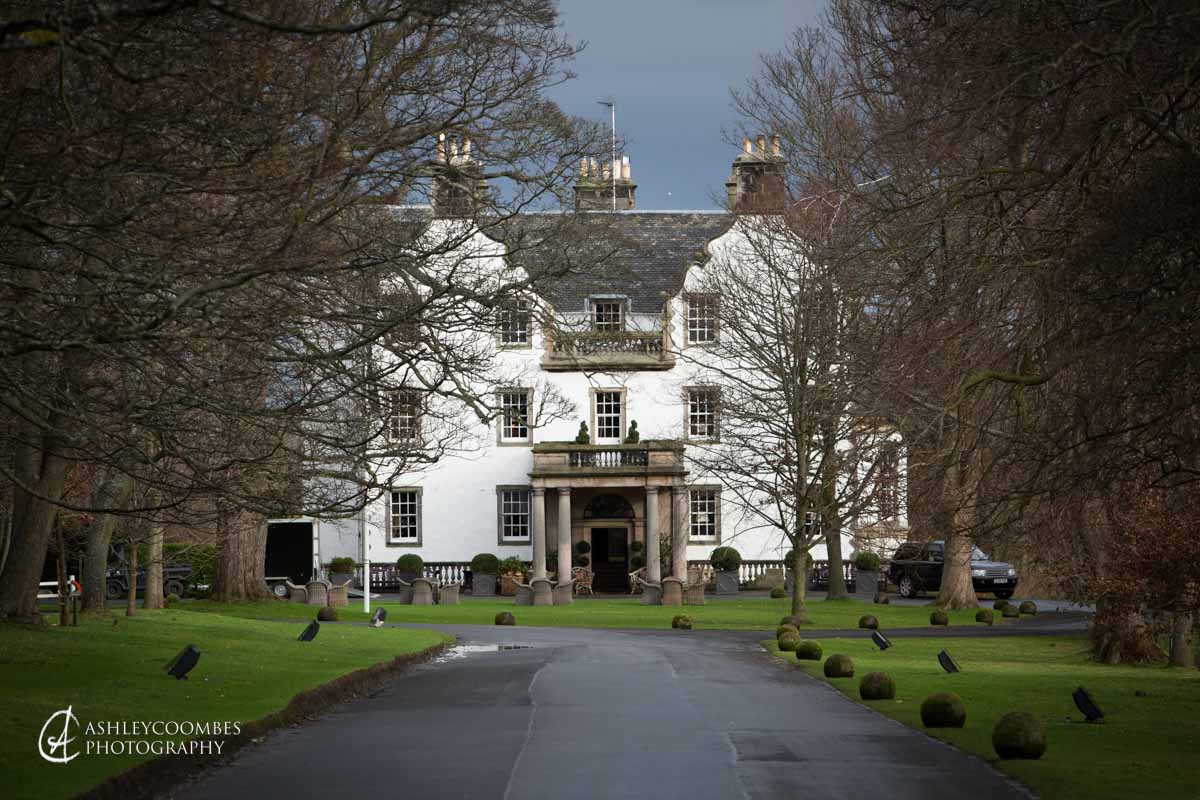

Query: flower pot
left=473, top=573, right=497, bottom=596
left=714, top=570, right=740, bottom=595
left=855, top=570, right=880, bottom=599
left=500, top=572, right=523, bottom=596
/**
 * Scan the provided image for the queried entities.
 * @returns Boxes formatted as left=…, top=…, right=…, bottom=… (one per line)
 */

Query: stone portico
left=528, top=441, right=690, bottom=605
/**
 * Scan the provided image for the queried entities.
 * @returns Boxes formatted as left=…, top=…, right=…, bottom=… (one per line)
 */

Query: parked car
left=105, top=565, right=193, bottom=599
left=807, top=560, right=857, bottom=593
left=886, top=541, right=1017, bottom=599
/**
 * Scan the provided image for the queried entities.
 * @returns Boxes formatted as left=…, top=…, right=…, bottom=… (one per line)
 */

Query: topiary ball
left=1019, top=600, right=1037, bottom=615
left=858, top=614, right=879, bottom=630
left=873, top=592, right=890, bottom=605
left=780, top=614, right=805, bottom=628
left=993, top=599, right=1011, bottom=611
left=975, top=609, right=994, bottom=625
left=992, top=712, right=1046, bottom=760
left=824, top=653, right=854, bottom=678
left=1002, top=604, right=1019, bottom=618
left=930, top=609, right=950, bottom=626
left=672, top=614, right=691, bottom=629
left=776, top=624, right=800, bottom=639
left=675, top=617, right=693, bottom=630
left=794, top=640, right=823, bottom=661
left=770, top=586, right=787, bottom=599
left=921, top=692, right=967, bottom=728
left=859, top=671, right=896, bottom=700
left=317, top=606, right=338, bottom=622
left=777, top=631, right=802, bottom=652
left=494, top=611, right=516, bottom=626
left=165, top=593, right=181, bottom=606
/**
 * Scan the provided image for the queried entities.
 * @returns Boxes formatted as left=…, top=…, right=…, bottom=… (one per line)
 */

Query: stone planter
left=473, top=573, right=497, bottom=596
left=855, top=570, right=880, bottom=599
left=714, top=570, right=740, bottom=595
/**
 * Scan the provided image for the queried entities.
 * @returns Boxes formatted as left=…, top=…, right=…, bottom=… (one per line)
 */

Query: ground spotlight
left=937, top=649, right=961, bottom=674
left=1073, top=686, right=1104, bottom=723
left=166, top=645, right=201, bottom=680
left=371, top=607, right=387, bottom=628
left=298, top=620, right=320, bottom=642
left=871, top=631, right=892, bottom=650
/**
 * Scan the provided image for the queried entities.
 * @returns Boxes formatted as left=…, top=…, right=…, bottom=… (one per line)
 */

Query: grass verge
left=183, top=596, right=1025, bottom=631
left=764, top=634, right=1200, bottom=800
left=1, top=609, right=448, bottom=800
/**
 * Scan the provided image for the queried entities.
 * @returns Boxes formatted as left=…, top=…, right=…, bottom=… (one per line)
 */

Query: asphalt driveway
left=178, top=624, right=1032, bottom=800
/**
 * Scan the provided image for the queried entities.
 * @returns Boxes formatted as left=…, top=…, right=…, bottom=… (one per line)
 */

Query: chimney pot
left=580, top=158, right=588, bottom=177
left=437, top=133, right=446, bottom=161
left=743, top=137, right=753, bottom=154
left=463, top=138, right=472, bottom=160
left=621, top=155, right=630, bottom=180
left=771, top=134, right=781, bottom=156
left=756, top=134, right=767, bottom=153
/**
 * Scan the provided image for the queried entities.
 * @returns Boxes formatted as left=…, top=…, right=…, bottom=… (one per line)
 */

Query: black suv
left=886, top=541, right=1018, bottom=599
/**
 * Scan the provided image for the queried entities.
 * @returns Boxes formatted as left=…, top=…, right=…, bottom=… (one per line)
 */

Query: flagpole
left=598, top=98, right=616, bottom=210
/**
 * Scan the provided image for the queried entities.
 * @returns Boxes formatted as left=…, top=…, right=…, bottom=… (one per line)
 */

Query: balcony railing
left=542, top=330, right=674, bottom=371
left=532, top=440, right=686, bottom=477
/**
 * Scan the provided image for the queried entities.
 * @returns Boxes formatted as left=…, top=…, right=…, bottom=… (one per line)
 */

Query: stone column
left=531, top=488, right=547, bottom=580
left=555, top=488, right=574, bottom=604
left=671, top=485, right=689, bottom=580
left=645, top=488, right=661, bottom=583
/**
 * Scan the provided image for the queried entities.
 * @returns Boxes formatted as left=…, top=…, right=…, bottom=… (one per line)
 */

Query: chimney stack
left=725, top=132, right=787, bottom=213
left=432, top=132, right=487, bottom=219
left=573, top=152, right=637, bottom=211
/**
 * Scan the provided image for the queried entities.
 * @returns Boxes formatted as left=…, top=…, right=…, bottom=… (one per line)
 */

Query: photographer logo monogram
left=38, top=707, right=240, bottom=763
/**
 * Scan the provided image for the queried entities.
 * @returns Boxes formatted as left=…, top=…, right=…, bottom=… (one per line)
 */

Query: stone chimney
left=432, top=133, right=488, bottom=218
left=574, top=154, right=637, bottom=211
left=725, top=133, right=786, bottom=213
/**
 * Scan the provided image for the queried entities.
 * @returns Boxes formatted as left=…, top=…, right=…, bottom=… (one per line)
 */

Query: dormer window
left=592, top=300, right=624, bottom=331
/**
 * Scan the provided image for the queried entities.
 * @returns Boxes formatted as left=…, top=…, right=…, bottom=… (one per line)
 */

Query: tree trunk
left=937, top=527, right=979, bottom=609
left=824, top=524, right=848, bottom=600
left=56, top=518, right=69, bottom=627
left=212, top=509, right=271, bottom=602
left=1169, top=611, right=1194, bottom=669
left=0, top=435, right=71, bottom=623
left=789, top=547, right=810, bottom=623
left=125, top=536, right=138, bottom=617
left=1091, top=600, right=1164, bottom=664
left=143, top=525, right=164, bottom=610
left=80, top=472, right=134, bottom=613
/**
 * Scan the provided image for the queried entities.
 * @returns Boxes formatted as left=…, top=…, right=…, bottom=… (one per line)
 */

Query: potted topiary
left=710, top=546, right=742, bottom=594
left=574, top=421, right=589, bottom=444
left=499, top=556, right=525, bottom=596
left=783, top=549, right=814, bottom=593
left=396, top=554, right=424, bottom=584
left=852, top=551, right=882, bottom=599
left=470, top=553, right=500, bottom=596
left=328, top=557, right=356, bottom=587
left=573, top=540, right=591, bottom=569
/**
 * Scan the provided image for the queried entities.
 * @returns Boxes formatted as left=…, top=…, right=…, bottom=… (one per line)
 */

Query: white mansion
left=299, top=136, right=908, bottom=599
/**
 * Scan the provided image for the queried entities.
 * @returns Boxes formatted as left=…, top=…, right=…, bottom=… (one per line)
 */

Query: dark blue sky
left=551, top=1, right=825, bottom=210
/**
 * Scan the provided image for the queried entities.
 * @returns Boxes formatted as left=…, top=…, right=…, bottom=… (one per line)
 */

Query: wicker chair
left=305, top=579, right=330, bottom=607
left=284, top=580, right=308, bottom=603
left=571, top=567, right=594, bottom=596
left=327, top=579, right=352, bottom=608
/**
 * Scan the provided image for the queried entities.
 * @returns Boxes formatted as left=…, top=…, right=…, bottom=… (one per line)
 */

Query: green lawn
left=1, top=609, right=448, bottom=800
left=183, top=596, right=1020, bottom=630
left=765, top=634, right=1200, bottom=800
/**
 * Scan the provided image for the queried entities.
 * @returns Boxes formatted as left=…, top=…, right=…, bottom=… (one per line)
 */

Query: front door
left=590, top=529, right=629, bottom=593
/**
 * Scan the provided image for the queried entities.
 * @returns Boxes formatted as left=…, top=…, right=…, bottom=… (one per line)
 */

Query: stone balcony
left=530, top=440, right=687, bottom=483
left=541, top=330, right=675, bottom=372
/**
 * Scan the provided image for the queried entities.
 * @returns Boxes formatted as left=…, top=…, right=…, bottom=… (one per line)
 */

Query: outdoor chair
left=437, top=583, right=461, bottom=605
left=572, top=567, right=594, bottom=596
left=628, top=567, right=645, bottom=595
left=327, top=579, right=352, bottom=608
left=305, top=579, right=330, bottom=607
left=284, top=580, right=308, bottom=603
left=514, top=581, right=534, bottom=605
left=394, top=578, right=415, bottom=605
left=411, top=577, right=436, bottom=605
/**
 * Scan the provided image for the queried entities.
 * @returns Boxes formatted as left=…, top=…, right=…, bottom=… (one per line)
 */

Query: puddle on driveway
left=433, top=644, right=533, bottom=662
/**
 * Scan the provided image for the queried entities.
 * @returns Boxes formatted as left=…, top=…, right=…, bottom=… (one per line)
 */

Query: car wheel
left=898, top=575, right=916, bottom=598
left=105, top=581, right=123, bottom=600
left=994, top=590, right=1014, bottom=599
left=271, top=582, right=289, bottom=598
left=165, top=579, right=185, bottom=597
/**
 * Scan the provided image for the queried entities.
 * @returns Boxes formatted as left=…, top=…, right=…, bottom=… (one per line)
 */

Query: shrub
left=499, top=556, right=525, bottom=575
left=873, top=592, right=890, bottom=605
left=783, top=550, right=814, bottom=570
left=396, top=554, right=424, bottom=574
left=575, top=540, right=591, bottom=555
left=1019, top=600, right=1038, bottom=615
left=328, top=557, right=355, bottom=574
left=574, top=554, right=590, bottom=568
left=317, top=606, right=338, bottom=622
left=630, top=554, right=647, bottom=570
left=776, top=624, right=800, bottom=639
left=779, top=614, right=805, bottom=628
left=709, top=546, right=742, bottom=572
left=929, top=609, right=950, bottom=626
left=858, top=614, right=879, bottom=630
left=853, top=551, right=881, bottom=571
left=794, top=640, right=823, bottom=661
left=630, top=540, right=645, bottom=554
left=993, top=599, right=1011, bottom=611
left=1002, top=604, right=1020, bottom=618
left=992, top=712, right=1046, bottom=760
left=574, top=421, right=589, bottom=444
left=859, top=671, right=896, bottom=700
left=675, top=617, right=693, bottom=630
left=770, top=586, right=787, bottom=599
left=671, top=613, right=689, bottom=628
left=823, top=654, right=854, bottom=678
left=165, top=593, right=181, bottom=607
left=471, top=553, right=500, bottom=575
left=494, top=611, right=516, bottom=626
left=921, top=692, right=966, bottom=728
left=777, top=631, right=802, bottom=652
left=975, top=609, right=994, bottom=625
